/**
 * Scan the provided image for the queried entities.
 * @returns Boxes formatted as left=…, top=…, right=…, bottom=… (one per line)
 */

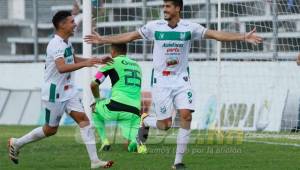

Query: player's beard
left=164, top=12, right=171, bottom=21
left=68, top=29, right=75, bottom=37
left=164, top=11, right=178, bottom=21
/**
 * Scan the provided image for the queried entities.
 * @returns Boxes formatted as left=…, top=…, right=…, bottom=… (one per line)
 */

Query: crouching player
left=90, top=43, right=142, bottom=152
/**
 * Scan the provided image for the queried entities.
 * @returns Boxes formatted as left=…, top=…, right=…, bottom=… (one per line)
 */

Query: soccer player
left=84, top=0, right=263, bottom=169
left=8, top=11, right=113, bottom=169
left=90, top=43, right=142, bottom=152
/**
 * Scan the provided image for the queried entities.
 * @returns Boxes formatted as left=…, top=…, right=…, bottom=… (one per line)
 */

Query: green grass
left=1, top=125, right=300, bottom=170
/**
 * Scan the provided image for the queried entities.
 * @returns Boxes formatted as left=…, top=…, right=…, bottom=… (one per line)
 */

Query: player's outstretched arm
left=84, top=31, right=142, bottom=45
left=55, top=57, right=101, bottom=73
left=296, top=53, right=300, bottom=66
left=205, top=27, right=263, bottom=45
left=74, top=55, right=113, bottom=65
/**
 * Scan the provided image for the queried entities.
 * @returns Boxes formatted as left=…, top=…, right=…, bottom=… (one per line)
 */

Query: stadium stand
left=0, top=0, right=299, bottom=60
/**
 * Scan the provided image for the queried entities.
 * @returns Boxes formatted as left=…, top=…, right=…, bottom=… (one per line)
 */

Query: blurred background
left=1, top=0, right=300, bottom=135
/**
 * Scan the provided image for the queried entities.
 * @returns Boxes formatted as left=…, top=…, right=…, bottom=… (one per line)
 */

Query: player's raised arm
left=205, top=27, right=263, bottom=45
left=84, top=31, right=142, bottom=45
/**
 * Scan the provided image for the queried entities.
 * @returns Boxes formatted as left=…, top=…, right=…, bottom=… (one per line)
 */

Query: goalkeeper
left=90, top=43, right=142, bottom=152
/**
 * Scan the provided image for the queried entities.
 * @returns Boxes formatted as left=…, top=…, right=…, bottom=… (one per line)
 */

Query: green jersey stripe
left=150, top=68, right=154, bottom=87
left=154, top=31, right=191, bottom=41
left=45, top=108, right=50, bottom=124
left=49, top=83, right=56, bottom=102
left=64, top=47, right=72, bottom=58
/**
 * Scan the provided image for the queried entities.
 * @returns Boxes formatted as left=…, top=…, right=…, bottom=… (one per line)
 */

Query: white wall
left=0, top=63, right=44, bottom=89
left=0, top=61, right=300, bottom=131
left=8, top=0, right=25, bottom=20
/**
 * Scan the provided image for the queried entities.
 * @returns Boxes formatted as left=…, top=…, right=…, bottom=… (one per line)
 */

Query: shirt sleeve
left=138, top=21, right=155, bottom=40
left=192, top=23, right=208, bottom=40
left=94, top=71, right=107, bottom=85
left=99, top=63, right=114, bottom=72
left=94, top=63, right=114, bottom=84
left=48, top=42, right=66, bottom=60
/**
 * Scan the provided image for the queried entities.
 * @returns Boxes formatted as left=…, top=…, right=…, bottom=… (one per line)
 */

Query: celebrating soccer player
left=8, top=11, right=113, bottom=169
left=84, top=0, right=262, bottom=169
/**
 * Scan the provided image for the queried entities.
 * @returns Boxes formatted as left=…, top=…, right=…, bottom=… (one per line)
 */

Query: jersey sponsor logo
left=166, top=57, right=179, bottom=67
left=163, top=42, right=184, bottom=47
left=166, top=48, right=179, bottom=53
left=121, top=60, right=138, bottom=66
left=164, top=43, right=183, bottom=57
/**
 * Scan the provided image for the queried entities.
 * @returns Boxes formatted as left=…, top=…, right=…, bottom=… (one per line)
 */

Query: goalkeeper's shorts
left=93, top=99, right=141, bottom=142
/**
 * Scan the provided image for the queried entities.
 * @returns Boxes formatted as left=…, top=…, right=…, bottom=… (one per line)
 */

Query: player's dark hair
left=111, top=43, right=127, bottom=54
left=52, top=11, right=72, bottom=29
left=163, top=0, right=183, bottom=11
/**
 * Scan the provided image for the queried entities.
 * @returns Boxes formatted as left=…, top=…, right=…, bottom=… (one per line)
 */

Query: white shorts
left=42, top=94, right=84, bottom=127
left=151, top=84, right=195, bottom=120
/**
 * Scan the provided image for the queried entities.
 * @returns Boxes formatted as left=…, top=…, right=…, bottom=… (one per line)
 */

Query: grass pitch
left=1, top=125, right=300, bottom=170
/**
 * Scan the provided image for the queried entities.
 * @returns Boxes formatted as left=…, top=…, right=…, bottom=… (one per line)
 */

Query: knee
left=77, top=115, right=90, bottom=128
left=43, top=126, right=58, bottom=137
left=157, top=119, right=172, bottom=131
left=161, top=126, right=171, bottom=131
left=181, top=114, right=192, bottom=122
left=78, top=113, right=89, bottom=122
left=180, top=112, right=192, bottom=129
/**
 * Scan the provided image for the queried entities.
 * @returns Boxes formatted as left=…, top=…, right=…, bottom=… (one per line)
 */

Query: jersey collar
left=116, top=55, right=127, bottom=58
left=55, top=34, right=69, bottom=45
left=167, top=19, right=182, bottom=29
